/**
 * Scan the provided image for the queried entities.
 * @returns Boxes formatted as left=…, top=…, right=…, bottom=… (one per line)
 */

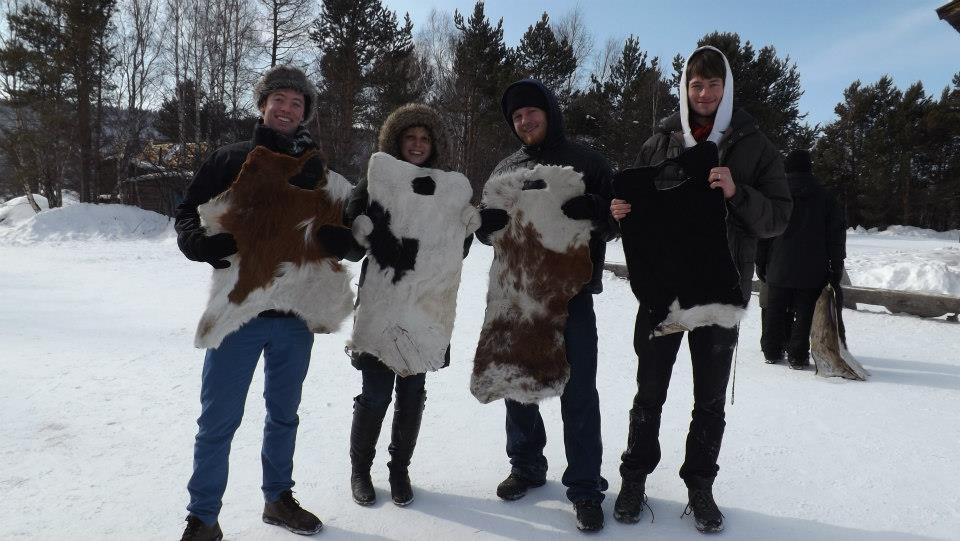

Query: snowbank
left=0, top=202, right=173, bottom=243
left=849, top=224, right=960, bottom=241
left=0, top=194, right=50, bottom=225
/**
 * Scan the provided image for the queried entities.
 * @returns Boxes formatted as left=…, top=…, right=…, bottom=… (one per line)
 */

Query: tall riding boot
left=386, top=390, right=426, bottom=506
left=349, top=397, right=387, bottom=506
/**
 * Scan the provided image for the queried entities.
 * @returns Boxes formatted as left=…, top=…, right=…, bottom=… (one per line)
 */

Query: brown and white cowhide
left=194, top=146, right=354, bottom=349
left=470, top=165, right=593, bottom=404
left=349, top=152, right=480, bottom=376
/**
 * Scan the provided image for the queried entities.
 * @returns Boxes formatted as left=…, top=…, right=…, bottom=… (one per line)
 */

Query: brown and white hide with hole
left=810, top=284, right=869, bottom=381
left=194, top=146, right=354, bottom=349
left=470, top=165, right=593, bottom=404
left=349, top=152, right=480, bottom=376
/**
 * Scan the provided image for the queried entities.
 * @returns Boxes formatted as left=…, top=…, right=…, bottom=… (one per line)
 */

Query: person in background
left=758, top=148, right=846, bottom=369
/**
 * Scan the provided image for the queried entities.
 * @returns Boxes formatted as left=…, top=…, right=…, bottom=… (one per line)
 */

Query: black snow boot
left=496, top=473, right=546, bottom=501
left=763, top=350, right=784, bottom=364
left=788, top=353, right=810, bottom=370
left=350, top=398, right=388, bottom=506
left=613, top=475, right=649, bottom=524
left=180, top=516, right=222, bottom=541
left=574, top=499, right=604, bottom=532
left=262, top=490, right=323, bottom=535
left=683, top=487, right=724, bottom=533
left=387, top=390, right=426, bottom=506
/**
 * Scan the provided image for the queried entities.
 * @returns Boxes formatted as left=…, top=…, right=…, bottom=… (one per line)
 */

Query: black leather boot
left=350, top=397, right=387, bottom=506
left=387, top=390, right=426, bottom=506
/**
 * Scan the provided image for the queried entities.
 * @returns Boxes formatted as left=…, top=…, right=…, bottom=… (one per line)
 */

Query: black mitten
left=561, top=194, right=600, bottom=220
left=316, top=224, right=356, bottom=260
left=477, top=208, right=509, bottom=236
left=198, top=232, right=237, bottom=269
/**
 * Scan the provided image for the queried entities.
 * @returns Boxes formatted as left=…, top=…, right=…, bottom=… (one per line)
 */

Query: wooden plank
left=603, top=262, right=960, bottom=319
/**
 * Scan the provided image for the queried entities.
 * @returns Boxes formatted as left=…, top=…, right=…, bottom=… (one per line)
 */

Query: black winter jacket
left=174, top=122, right=324, bottom=262
left=636, top=109, right=792, bottom=300
left=481, top=79, right=616, bottom=295
left=757, top=172, right=845, bottom=289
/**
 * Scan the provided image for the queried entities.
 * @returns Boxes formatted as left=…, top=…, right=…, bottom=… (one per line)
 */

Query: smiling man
left=174, top=65, right=337, bottom=541
left=474, top=79, right=616, bottom=533
left=609, top=46, right=791, bottom=534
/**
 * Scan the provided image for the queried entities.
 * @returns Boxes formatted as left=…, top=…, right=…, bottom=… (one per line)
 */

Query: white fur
left=651, top=299, right=746, bottom=337
left=349, top=152, right=476, bottom=376
left=325, top=169, right=353, bottom=205
left=194, top=176, right=354, bottom=349
left=481, top=164, right=591, bottom=253
left=470, top=362, right=569, bottom=405
left=679, top=45, right=734, bottom=149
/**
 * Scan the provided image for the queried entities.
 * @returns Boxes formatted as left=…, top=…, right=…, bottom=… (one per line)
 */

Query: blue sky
left=384, top=0, right=960, bottom=128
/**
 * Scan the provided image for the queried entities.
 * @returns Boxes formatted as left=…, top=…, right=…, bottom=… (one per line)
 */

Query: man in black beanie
left=175, top=65, right=342, bottom=541
left=757, top=148, right=846, bottom=369
left=475, top=79, right=615, bottom=533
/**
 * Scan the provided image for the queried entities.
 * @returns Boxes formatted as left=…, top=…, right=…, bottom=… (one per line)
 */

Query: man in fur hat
left=609, top=46, right=791, bottom=533
left=175, top=65, right=348, bottom=541
left=475, top=79, right=616, bottom=533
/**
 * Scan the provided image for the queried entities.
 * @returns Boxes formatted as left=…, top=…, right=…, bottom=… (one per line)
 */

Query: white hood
left=679, top=45, right=734, bottom=149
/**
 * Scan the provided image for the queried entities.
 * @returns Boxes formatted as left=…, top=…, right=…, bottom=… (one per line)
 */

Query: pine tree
left=368, top=13, right=432, bottom=130
left=514, top=12, right=575, bottom=107
left=567, top=37, right=674, bottom=169
left=444, top=1, right=513, bottom=199
left=311, top=0, right=405, bottom=179
left=0, top=0, right=117, bottom=204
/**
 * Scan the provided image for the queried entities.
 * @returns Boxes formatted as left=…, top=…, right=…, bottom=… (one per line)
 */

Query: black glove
left=316, top=224, right=355, bottom=260
left=195, top=232, right=237, bottom=269
left=561, top=194, right=600, bottom=220
left=829, top=259, right=844, bottom=285
left=477, top=208, right=509, bottom=236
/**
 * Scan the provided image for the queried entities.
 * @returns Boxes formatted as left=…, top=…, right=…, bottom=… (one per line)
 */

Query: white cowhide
left=349, top=152, right=480, bottom=376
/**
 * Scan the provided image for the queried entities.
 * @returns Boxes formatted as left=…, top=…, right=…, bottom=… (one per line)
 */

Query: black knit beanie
left=502, top=83, right=549, bottom=117
left=784, top=149, right=813, bottom=174
left=254, top=65, right=318, bottom=124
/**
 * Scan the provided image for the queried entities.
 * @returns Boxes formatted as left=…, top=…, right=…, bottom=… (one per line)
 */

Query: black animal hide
left=613, top=141, right=746, bottom=336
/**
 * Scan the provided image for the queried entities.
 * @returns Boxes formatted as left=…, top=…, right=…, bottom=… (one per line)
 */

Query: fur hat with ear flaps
left=378, top=103, right=449, bottom=170
left=254, top=65, right=318, bottom=124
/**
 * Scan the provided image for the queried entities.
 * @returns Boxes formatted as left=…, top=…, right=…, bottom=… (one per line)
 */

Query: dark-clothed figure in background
left=341, top=103, right=473, bottom=508
left=609, top=46, right=791, bottom=533
left=757, top=149, right=846, bottom=369
left=475, top=79, right=616, bottom=533
left=175, top=65, right=329, bottom=541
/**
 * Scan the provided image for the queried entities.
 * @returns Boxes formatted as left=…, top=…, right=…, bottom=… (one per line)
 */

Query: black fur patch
left=411, top=176, right=436, bottom=195
left=613, top=141, right=744, bottom=328
left=522, top=178, right=547, bottom=190
left=366, top=201, right=419, bottom=283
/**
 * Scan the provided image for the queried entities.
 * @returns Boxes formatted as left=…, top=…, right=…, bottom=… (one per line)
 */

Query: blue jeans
left=504, top=292, right=606, bottom=503
left=186, top=316, right=314, bottom=525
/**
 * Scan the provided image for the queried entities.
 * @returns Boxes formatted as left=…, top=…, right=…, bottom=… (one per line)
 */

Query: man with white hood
left=609, top=46, right=791, bottom=533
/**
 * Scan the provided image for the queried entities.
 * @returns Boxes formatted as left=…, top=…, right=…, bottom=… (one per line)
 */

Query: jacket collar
left=252, top=121, right=317, bottom=156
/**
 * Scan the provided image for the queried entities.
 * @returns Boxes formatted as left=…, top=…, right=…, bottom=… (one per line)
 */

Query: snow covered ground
left=1, top=204, right=958, bottom=540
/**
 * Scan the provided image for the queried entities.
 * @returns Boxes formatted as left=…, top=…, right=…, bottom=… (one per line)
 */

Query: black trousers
left=619, top=308, right=738, bottom=489
left=760, top=285, right=822, bottom=362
